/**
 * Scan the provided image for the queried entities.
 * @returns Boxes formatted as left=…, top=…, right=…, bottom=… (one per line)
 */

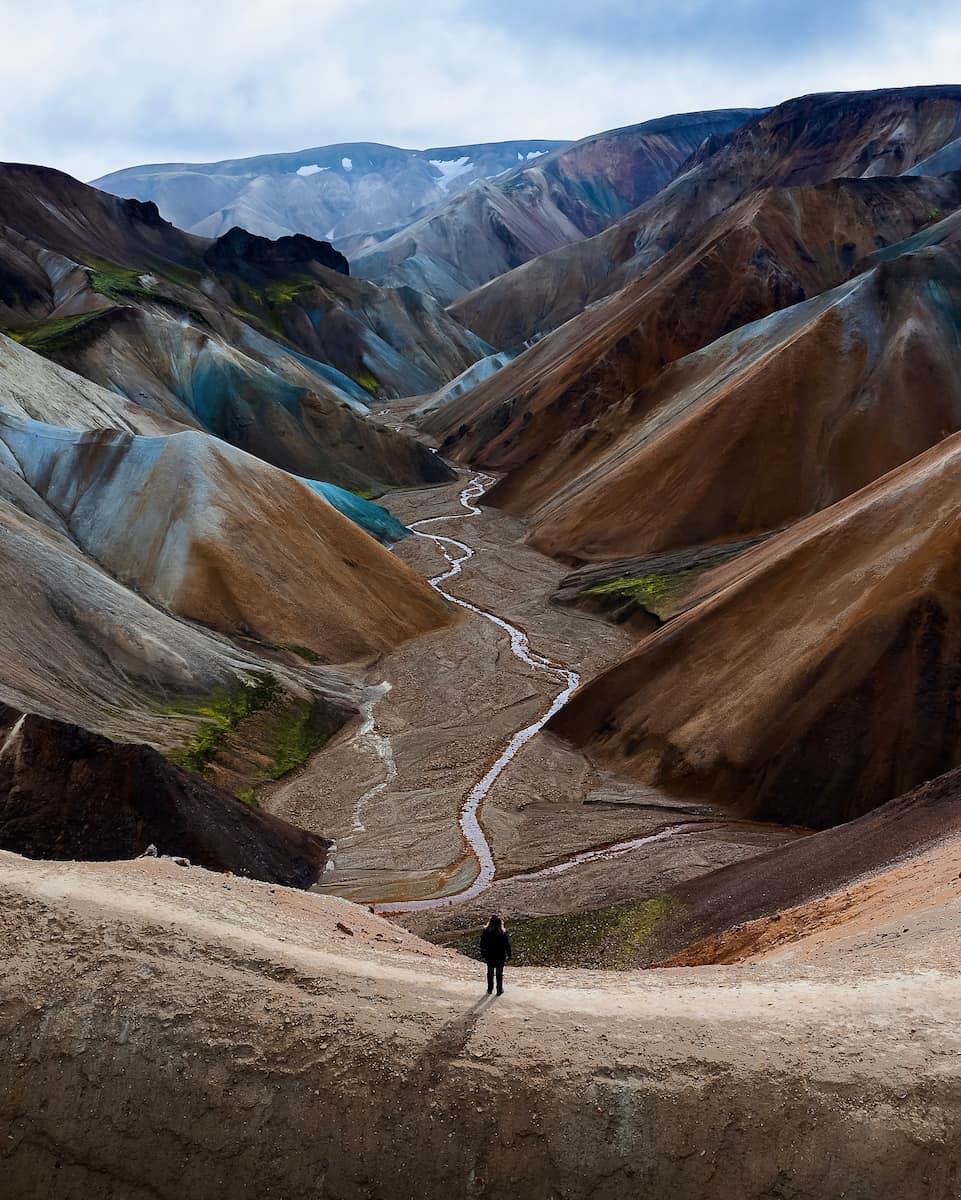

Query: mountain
left=451, top=86, right=961, bottom=348
left=548, top=415, right=961, bottom=830
left=0, top=411, right=450, bottom=662
left=92, top=139, right=570, bottom=243
left=0, top=713, right=333, bottom=886
left=350, top=110, right=759, bottom=303
left=425, top=172, right=961, bottom=527
left=0, top=162, right=489, bottom=493
left=520, top=231, right=961, bottom=565
left=0, top=334, right=458, bottom=802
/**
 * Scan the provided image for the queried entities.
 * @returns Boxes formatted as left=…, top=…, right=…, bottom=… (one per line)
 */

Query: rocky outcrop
left=202, top=225, right=349, bottom=278
left=0, top=714, right=332, bottom=885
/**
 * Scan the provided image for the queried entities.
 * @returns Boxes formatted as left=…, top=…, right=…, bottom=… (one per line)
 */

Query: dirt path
left=5, top=853, right=961, bottom=1200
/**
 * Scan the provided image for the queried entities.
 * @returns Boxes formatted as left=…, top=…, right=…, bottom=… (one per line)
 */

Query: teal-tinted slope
left=297, top=477, right=410, bottom=545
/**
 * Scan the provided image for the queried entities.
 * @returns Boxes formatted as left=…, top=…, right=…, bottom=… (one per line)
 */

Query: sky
left=2, top=0, right=960, bottom=181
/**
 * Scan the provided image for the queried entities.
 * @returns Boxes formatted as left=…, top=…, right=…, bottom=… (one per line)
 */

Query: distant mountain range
left=94, top=112, right=760, bottom=304
left=92, top=139, right=570, bottom=244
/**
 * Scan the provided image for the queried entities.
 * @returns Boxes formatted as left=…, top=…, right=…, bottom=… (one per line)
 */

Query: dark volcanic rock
left=0, top=713, right=332, bottom=887
left=203, top=225, right=349, bottom=279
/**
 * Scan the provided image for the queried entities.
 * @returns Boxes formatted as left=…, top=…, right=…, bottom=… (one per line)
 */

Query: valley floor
left=264, top=471, right=794, bottom=938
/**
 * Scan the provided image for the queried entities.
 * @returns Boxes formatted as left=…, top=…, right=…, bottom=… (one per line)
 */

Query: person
left=479, top=914, right=512, bottom=995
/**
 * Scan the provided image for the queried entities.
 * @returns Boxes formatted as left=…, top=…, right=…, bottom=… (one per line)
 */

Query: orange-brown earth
left=549, top=423, right=961, bottom=829
left=452, top=85, right=961, bottom=349
left=428, top=173, right=961, bottom=527
left=641, top=763, right=961, bottom=966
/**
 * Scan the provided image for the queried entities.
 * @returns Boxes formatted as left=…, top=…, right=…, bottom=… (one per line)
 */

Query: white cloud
left=0, top=0, right=958, bottom=181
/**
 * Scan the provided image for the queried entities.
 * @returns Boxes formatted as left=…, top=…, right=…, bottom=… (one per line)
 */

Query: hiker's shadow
left=413, top=993, right=495, bottom=1086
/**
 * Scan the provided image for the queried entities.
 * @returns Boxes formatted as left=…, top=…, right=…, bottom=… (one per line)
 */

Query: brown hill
left=427, top=174, right=961, bottom=525
left=522, top=243, right=961, bottom=563
left=0, top=469, right=359, bottom=754
left=0, top=713, right=331, bottom=886
left=652, top=764, right=961, bottom=966
left=0, top=412, right=451, bottom=662
left=452, top=86, right=961, bottom=349
left=549, top=423, right=961, bottom=829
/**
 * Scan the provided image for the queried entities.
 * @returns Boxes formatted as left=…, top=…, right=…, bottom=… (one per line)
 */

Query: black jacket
left=480, top=926, right=512, bottom=965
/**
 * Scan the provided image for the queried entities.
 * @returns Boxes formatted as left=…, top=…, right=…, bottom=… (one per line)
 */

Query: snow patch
left=296, top=164, right=329, bottom=177
left=429, top=156, right=473, bottom=188
left=526, top=149, right=548, bottom=160
left=341, top=157, right=353, bottom=172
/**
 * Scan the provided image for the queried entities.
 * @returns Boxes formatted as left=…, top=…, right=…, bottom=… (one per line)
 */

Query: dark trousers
left=486, top=960, right=504, bottom=992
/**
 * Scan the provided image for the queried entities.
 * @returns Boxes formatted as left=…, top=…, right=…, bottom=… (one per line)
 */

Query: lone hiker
left=480, top=914, right=512, bottom=995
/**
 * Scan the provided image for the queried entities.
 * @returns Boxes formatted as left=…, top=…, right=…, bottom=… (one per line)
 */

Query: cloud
left=1, top=0, right=958, bottom=180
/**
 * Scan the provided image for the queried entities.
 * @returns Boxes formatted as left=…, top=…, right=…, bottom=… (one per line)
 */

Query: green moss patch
left=4, top=309, right=110, bottom=353
left=82, top=256, right=156, bottom=304
left=165, top=675, right=341, bottom=799
left=256, top=700, right=338, bottom=781
left=166, top=673, right=280, bottom=775
left=350, top=368, right=380, bottom=395
left=263, top=276, right=317, bottom=306
left=448, top=897, right=676, bottom=970
left=584, top=570, right=699, bottom=620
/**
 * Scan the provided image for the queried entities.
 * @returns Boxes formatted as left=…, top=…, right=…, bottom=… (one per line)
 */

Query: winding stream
left=373, top=475, right=580, bottom=914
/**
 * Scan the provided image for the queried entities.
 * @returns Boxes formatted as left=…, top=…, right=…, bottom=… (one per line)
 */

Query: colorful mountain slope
left=0, top=412, right=450, bottom=662
left=0, top=162, right=490, bottom=491
left=353, top=110, right=758, bottom=303
left=549, top=422, right=961, bottom=829
left=452, top=86, right=961, bottom=348
left=426, top=173, right=961, bottom=526
left=521, top=242, right=961, bottom=562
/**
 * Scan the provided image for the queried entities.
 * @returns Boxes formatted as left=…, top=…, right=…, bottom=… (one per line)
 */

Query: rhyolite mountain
left=0, top=330, right=456, bottom=807
left=426, top=171, right=961, bottom=544
left=450, top=85, right=961, bottom=347
left=350, top=110, right=759, bottom=303
left=0, top=162, right=490, bottom=494
left=426, top=87, right=961, bottom=531
left=92, top=139, right=570, bottom=244
left=548, top=416, right=961, bottom=830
